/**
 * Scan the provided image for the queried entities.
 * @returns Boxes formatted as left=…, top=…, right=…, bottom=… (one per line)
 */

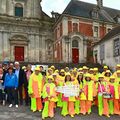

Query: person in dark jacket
left=4, top=67, right=18, bottom=108
left=14, top=62, right=26, bottom=105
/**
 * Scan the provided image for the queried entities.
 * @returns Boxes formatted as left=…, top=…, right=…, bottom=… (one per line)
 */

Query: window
left=94, top=26, right=99, bottom=37
left=73, top=23, right=78, bottom=32
left=72, top=40, right=79, bottom=48
left=92, top=11, right=98, bottom=18
left=114, top=38, right=120, bottom=57
left=15, top=3, right=23, bottom=17
left=107, top=28, right=111, bottom=33
left=100, top=44, right=105, bottom=60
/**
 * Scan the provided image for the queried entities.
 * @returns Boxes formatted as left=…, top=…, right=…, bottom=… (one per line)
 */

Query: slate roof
left=63, top=0, right=120, bottom=23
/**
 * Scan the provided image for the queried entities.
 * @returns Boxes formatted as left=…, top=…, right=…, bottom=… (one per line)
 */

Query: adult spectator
left=14, top=62, right=26, bottom=105
left=4, top=67, right=18, bottom=108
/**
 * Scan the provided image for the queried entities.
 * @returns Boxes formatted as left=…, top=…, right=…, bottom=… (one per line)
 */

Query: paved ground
left=0, top=105, right=120, bottom=120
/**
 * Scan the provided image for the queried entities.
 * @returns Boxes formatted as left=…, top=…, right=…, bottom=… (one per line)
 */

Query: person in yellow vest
left=28, top=66, right=43, bottom=112
left=92, top=68, right=100, bottom=82
left=42, top=76, right=58, bottom=119
left=108, top=76, right=120, bottom=115
left=47, top=68, right=53, bottom=77
left=113, top=64, right=120, bottom=77
left=102, top=66, right=108, bottom=76
left=83, top=73, right=96, bottom=114
left=50, top=66, right=55, bottom=73
left=57, top=69, right=65, bottom=107
left=61, top=72, right=77, bottom=117
left=77, top=72, right=86, bottom=115
left=82, top=66, right=89, bottom=75
left=115, top=70, right=120, bottom=83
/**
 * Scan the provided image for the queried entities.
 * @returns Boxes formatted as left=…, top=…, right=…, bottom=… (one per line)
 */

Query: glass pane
left=15, top=7, right=23, bottom=17
left=72, top=40, right=78, bottom=48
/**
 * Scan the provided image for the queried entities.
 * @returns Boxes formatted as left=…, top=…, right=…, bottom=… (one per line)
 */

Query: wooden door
left=15, top=46, right=24, bottom=61
left=72, top=48, right=79, bottom=63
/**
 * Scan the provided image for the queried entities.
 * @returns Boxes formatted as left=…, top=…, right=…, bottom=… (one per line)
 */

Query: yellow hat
left=22, top=66, right=26, bottom=70
left=65, top=72, right=71, bottom=76
left=48, top=68, right=53, bottom=71
left=52, top=72, right=58, bottom=76
left=55, top=69, right=59, bottom=73
left=60, top=69, right=65, bottom=73
left=98, top=74, right=104, bottom=78
left=78, top=68, right=83, bottom=71
left=51, top=65, right=55, bottom=69
left=116, top=64, right=120, bottom=68
left=94, top=68, right=98, bottom=71
left=83, top=66, right=88, bottom=69
left=79, top=72, right=83, bottom=75
left=89, top=68, right=94, bottom=71
left=85, top=73, right=91, bottom=78
left=106, top=70, right=111, bottom=73
left=34, top=66, right=40, bottom=71
left=104, top=66, right=108, bottom=69
left=47, top=76, right=54, bottom=81
left=110, top=75, right=115, bottom=79
left=117, top=70, right=120, bottom=73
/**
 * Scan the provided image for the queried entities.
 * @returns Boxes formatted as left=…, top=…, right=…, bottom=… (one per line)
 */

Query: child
left=61, top=73, right=77, bottom=117
left=97, top=74, right=106, bottom=116
left=42, top=76, right=58, bottom=119
left=83, top=73, right=96, bottom=114
left=108, top=76, right=120, bottom=115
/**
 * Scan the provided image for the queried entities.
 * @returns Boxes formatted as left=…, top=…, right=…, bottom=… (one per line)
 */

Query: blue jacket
left=4, top=73, right=18, bottom=88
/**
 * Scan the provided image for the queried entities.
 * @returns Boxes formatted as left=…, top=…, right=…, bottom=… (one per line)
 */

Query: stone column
left=6, top=0, right=14, bottom=16
left=0, top=0, right=7, bottom=14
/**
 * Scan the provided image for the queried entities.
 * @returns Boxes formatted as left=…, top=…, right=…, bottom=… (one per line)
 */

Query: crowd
left=0, top=62, right=120, bottom=119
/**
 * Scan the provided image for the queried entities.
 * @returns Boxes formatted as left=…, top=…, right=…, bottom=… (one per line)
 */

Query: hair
left=104, top=72, right=111, bottom=77
left=77, top=74, right=83, bottom=84
left=65, top=75, right=72, bottom=83
left=85, top=77, right=91, bottom=81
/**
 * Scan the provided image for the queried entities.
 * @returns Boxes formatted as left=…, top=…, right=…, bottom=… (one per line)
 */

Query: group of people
left=1, top=62, right=120, bottom=119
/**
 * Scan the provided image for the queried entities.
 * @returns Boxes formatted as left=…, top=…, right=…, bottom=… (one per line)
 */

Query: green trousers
left=98, top=95, right=103, bottom=116
left=61, top=101, right=68, bottom=116
left=31, top=98, right=37, bottom=111
left=42, top=101, right=49, bottom=119
left=75, top=100, right=80, bottom=114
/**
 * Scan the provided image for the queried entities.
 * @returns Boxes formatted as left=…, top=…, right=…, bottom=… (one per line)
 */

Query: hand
left=0, top=80, right=3, bottom=83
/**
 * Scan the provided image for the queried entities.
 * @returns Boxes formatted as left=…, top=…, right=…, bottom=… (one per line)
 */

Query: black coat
left=13, top=69, right=26, bottom=87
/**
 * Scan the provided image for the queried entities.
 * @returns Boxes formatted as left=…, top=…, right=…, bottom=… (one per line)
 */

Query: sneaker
left=9, top=104, right=13, bottom=108
left=3, top=100, right=5, bottom=106
left=15, top=104, right=18, bottom=108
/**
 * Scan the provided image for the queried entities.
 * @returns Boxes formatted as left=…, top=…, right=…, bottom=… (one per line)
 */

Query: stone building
left=0, top=0, right=54, bottom=62
left=93, top=26, right=120, bottom=71
left=53, top=0, right=120, bottom=63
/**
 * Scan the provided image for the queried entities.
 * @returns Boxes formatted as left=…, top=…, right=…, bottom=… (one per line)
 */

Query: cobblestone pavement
left=0, top=105, right=120, bottom=120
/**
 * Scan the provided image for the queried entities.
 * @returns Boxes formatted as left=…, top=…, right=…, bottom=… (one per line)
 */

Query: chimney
left=97, top=0, right=103, bottom=8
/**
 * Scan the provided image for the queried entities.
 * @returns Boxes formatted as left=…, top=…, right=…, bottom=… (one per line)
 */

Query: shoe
left=3, top=100, right=5, bottom=106
left=71, top=115, right=74, bottom=117
left=9, top=104, right=13, bottom=108
left=15, top=104, right=18, bottom=108
left=39, top=110, right=42, bottom=112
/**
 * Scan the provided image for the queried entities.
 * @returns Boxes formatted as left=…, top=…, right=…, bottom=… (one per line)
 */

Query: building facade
left=0, top=0, right=54, bottom=62
left=53, top=0, right=120, bottom=63
left=93, top=26, right=120, bottom=70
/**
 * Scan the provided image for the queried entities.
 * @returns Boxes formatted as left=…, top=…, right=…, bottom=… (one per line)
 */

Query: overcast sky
left=41, top=0, right=120, bottom=16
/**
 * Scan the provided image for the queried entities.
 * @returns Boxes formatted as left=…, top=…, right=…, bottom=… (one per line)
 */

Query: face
left=117, top=73, right=120, bottom=77
left=86, top=77, right=91, bottom=81
left=8, top=69, right=13, bottom=74
left=78, top=75, right=83, bottom=80
left=99, top=77, right=103, bottom=82
left=66, top=75, right=71, bottom=81
left=27, top=65, right=31, bottom=71
left=106, top=72, right=110, bottom=77
left=15, top=64, right=20, bottom=69
left=110, top=79, right=115, bottom=83
left=0, top=68, right=3, bottom=74
left=35, top=70, right=39, bottom=75
left=48, top=78, right=53, bottom=83
left=60, top=72, right=65, bottom=76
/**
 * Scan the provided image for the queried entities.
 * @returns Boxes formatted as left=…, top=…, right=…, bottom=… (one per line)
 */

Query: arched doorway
left=72, top=40, right=79, bottom=63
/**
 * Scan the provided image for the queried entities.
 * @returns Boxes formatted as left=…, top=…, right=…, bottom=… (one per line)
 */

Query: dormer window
left=91, top=8, right=99, bottom=19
